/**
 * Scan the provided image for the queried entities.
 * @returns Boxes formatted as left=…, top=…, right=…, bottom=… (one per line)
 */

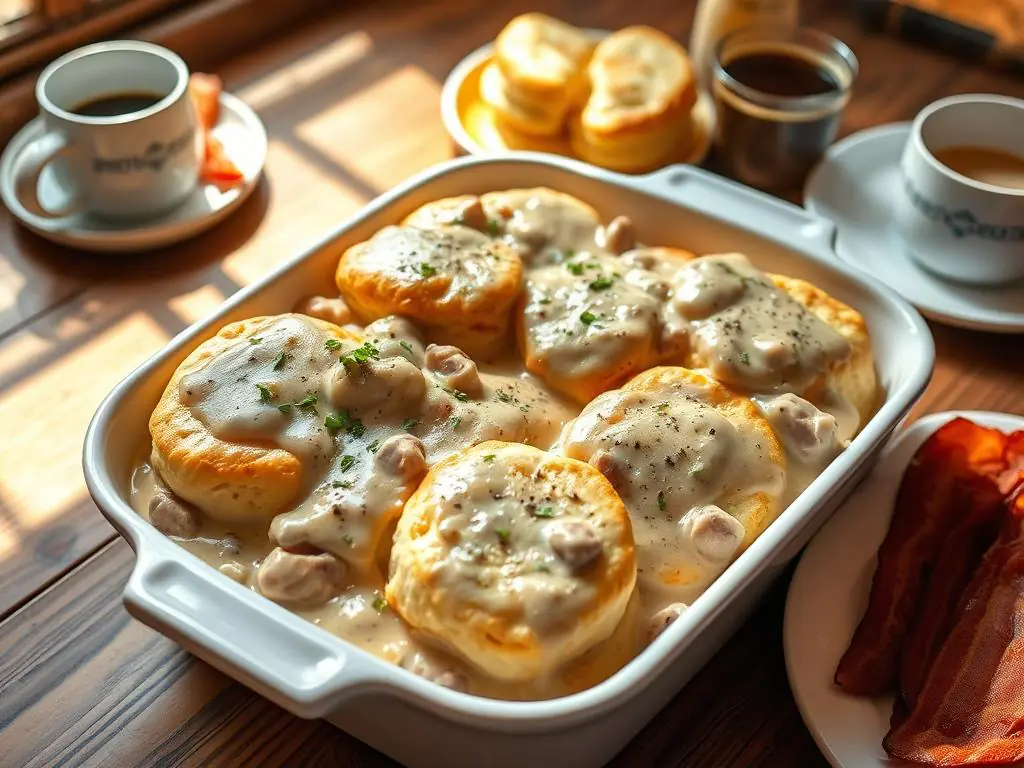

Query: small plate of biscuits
left=442, top=13, right=714, bottom=173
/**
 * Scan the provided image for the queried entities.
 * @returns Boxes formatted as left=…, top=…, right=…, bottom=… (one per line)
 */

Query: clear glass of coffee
left=712, top=26, right=858, bottom=191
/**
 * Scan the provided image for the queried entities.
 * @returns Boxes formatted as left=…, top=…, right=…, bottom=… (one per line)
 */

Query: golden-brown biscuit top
left=336, top=225, right=523, bottom=335
left=495, top=13, right=595, bottom=98
left=583, top=26, right=696, bottom=134
left=560, top=366, right=786, bottom=601
left=518, top=252, right=687, bottom=403
left=670, top=254, right=853, bottom=395
left=387, top=440, right=635, bottom=680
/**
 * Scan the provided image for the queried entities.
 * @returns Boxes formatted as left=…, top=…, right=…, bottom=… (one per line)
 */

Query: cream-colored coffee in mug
left=931, top=145, right=1024, bottom=190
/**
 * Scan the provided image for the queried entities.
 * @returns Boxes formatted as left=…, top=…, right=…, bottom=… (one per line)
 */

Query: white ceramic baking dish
left=83, top=154, right=934, bottom=768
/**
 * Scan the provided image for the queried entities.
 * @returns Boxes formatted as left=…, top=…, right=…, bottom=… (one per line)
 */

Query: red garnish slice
left=203, top=134, right=244, bottom=185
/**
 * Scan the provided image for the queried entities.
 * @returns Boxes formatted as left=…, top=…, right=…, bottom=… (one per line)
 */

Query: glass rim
left=712, top=25, right=859, bottom=114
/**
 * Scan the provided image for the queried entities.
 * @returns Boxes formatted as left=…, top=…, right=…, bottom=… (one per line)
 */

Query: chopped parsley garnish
left=689, top=463, right=705, bottom=478
left=486, top=219, right=501, bottom=236
left=324, top=338, right=343, bottom=351
left=584, top=262, right=601, bottom=270
left=372, top=596, right=389, bottom=612
left=342, top=534, right=355, bottom=546
left=401, top=418, right=418, bottom=431
left=419, top=262, right=438, bottom=278
left=339, top=341, right=380, bottom=367
left=278, top=392, right=318, bottom=414
left=738, top=351, right=751, bottom=365
left=588, top=275, right=614, bottom=291
left=325, top=409, right=364, bottom=435
left=399, top=340, right=414, bottom=353
left=566, top=262, right=584, bottom=276
left=294, top=393, right=317, bottom=412
left=495, top=527, right=510, bottom=543
left=248, top=337, right=263, bottom=345
left=367, top=439, right=381, bottom=453
left=450, top=416, right=462, bottom=430
left=657, top=491, right=667, bottom=511
left=656, top=402, right=670, bottom=414
left=538, top=297, right=551, bottom=305
left=339, top=455, right=356, bottom=472
left=332, top=480, right=353, bottom=489
left=272, top=351, right=287, bottom=370
left=495, top=390, right=513, bottom=404
left=482, top=454, right=496, bottom=463
left=446, top=388, right=470, bottom=402
left=256, top=383, right=273, bottom=403
left=534, top=506, right=556, bottom=518
left=579, top=310, right=598, bottom=326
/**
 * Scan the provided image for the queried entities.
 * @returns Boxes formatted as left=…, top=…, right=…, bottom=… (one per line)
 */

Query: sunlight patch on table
left=0, top=311, right=169, bottom=530
left=222, top=139, right=365, bottom=287
left=295, top=64, right=452, bottom=190
left=168, top=284, right=229, bottom=326
left=237, top=31, right=374, bottom=112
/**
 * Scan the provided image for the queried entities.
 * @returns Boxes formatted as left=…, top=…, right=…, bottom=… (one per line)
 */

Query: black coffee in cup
left=72, top=91, right=165, bottom=118
left=712, top=27, right=858, bottom=191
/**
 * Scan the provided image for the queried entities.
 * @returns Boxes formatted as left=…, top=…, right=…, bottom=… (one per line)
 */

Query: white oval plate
left=785, top=410, right=1024, bottom=768
left=441, top=30, right=714, bottom=169
left=804, top=124, right=1024, bottom=334
left=0, top=90, right=267, bottom=253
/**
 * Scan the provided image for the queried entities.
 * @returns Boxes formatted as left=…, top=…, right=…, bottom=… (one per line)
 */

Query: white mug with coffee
left=893, top=93, right=1024, bottom=287
left=14, top=40, right=200, bottom=221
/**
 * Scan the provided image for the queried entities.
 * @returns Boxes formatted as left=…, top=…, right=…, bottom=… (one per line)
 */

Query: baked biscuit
left=560, top=366, right=786, bottom=604
left=572, top=27, right=696, bottom=172
left=149, top=314, right=359, bottom=525
left=485, top=13, right=595, bottom=136
left=387, top=441, right=636, bottom=681
left=770, top=274, right=878, bottom=433
left=666, top=253, right=875, bottom=436
left=402, top=188, right=607, bottom=268
left=335, top=225, right=523, bottom=355
left=517, top=251, right=688, bottom=403
left=267, top=336, right=574, bottom=577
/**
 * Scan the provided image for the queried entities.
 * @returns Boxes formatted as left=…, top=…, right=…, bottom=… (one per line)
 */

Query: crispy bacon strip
left=885, top=518, right=1024, bottom=765
left=897, top=474, right=1004, bottom=712
left=1000, top=432, right=1024, bottom=516
left=835, top=418, right=1009, bottom=695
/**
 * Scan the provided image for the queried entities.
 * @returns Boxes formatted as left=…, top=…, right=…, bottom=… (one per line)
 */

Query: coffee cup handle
left=13, top=131, right=85, bottom=219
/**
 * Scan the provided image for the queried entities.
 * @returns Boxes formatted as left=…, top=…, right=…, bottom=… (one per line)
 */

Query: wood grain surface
left=0, top=0, right=1021, bottom=766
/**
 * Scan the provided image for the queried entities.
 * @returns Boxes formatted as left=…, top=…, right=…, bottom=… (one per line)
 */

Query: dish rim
left=83, top=151, right=935, bottom=727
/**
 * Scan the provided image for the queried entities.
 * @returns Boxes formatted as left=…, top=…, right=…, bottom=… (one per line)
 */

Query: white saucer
left=804, top=124, right=1024, bottom=334
left=0, top=91, right=267, bottom=253
left=784, top=410, right=1024, bottom=768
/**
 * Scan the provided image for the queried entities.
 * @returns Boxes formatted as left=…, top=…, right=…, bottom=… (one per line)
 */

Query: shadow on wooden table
left=10, top=178, right=271, bottom=286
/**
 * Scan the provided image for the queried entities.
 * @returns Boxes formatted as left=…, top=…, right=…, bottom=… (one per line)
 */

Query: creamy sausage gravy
left=132, top=188, right=872, bottom=701
left=561, top=374, right=786, bottom=605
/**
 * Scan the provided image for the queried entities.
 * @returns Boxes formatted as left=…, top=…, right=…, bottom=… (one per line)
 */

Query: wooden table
left=0, top=1, right=1021, bottom=765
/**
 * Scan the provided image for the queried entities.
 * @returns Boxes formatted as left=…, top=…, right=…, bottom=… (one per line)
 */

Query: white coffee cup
left=893, top=94, right=1024, bottom=287
left=14, top=40, right=200, bottom=221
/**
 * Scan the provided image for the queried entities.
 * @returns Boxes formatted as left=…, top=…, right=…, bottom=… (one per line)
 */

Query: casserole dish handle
left=123, top=543, right=385, bottom=719
left=631, top=165, right=838, bottom=254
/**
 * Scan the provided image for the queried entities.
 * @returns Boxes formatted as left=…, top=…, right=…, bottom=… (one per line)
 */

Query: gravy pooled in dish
left=132, top=186, right=878, bottom=701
